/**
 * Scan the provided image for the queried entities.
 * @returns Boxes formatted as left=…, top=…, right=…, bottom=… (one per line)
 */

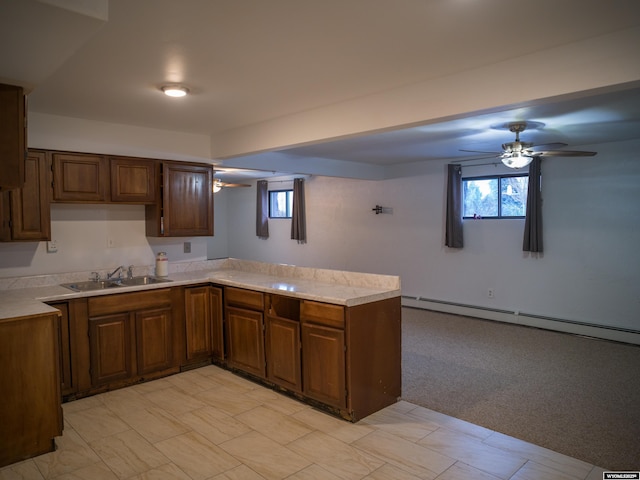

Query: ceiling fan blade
left=529, top=142, right=568, bottom=151
left=221, top=182, right=251, bottom=188
left=538, top=150, right=597, bottom=157
left=459, top=149, right=501, bottom=155
left=455, top=155, right=501, bottom=163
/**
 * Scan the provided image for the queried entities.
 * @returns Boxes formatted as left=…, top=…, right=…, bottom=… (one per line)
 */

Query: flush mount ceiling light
left=161, top=85, right=189, bottom=97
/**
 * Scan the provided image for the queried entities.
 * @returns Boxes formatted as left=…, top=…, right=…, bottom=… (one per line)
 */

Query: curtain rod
left=263, top=175, right=310, bottom=184
left=453, top=161, right=502, bottom=168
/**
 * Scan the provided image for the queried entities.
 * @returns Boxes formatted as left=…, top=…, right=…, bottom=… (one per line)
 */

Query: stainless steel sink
left=61, top=279, right=124, bottom=291
left=120, top=276, right=172, bottom=286
left=61, top=276, right=171, bottom=292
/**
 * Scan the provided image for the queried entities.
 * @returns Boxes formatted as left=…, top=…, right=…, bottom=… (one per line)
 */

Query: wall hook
left=372, top=205, right=392, bottom=214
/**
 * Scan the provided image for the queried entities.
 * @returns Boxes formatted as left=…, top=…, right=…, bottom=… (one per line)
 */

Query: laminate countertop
left=0, top=258, right=401, bottom=321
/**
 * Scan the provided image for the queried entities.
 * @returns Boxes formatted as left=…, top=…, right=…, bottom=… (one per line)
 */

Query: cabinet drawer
left=301, top=300, right=344, bottom=329
left=88, top=289, right=172, bottom=317
left=225, top=287, right=264, bottom=311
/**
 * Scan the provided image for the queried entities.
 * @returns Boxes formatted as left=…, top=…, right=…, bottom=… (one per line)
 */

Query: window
left=463, top=174, right=528, bottom=219
left=269, top=189, right=293, bottom=218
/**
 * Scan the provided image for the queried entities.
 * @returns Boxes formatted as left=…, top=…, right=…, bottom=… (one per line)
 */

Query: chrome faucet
left=107, top=265, right=126, bottom=279
left=127, top=265, right=134, bottom=279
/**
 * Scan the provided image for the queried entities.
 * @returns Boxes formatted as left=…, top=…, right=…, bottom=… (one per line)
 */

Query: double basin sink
left=61, top=276, right=172, bottom=292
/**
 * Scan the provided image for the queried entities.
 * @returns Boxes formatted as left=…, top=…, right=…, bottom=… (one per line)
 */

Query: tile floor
left=1, top=365, right=606, bottom=480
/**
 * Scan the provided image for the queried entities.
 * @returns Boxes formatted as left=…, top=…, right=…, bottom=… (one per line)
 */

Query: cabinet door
left=210, top=286, right=224, bottom=360
left=110, top=156, right=157, bottom=203
left=184, top=286, right=212, bottom=361
left=89, top=313, right=133, bottom=386
left=301, top=323, right=346, bottom=409
left=49, top=302, right=74, bottom=396
left=226, top=306, right=265, bottom=378
left=136, top=307, right=172, bottom=375
left=52, top=152, right=108, bottom=202
left=266, top=315, right=301, bottom=392
left=0, top=83, right=26, bottom=190
left=2, top=150, right=50, bottom=241
left=0, top=312, right=62, bottom=467
left=163, top=162, right=213, bottom=236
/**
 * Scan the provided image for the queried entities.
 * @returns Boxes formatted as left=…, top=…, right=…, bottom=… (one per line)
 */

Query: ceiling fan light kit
left=459, top=121, right=597, bottom=168
left=501, top=152, right=534, bottom=169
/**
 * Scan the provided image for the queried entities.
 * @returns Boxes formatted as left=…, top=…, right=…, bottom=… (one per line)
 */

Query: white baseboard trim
left=401, top=296, right=640, bottom=346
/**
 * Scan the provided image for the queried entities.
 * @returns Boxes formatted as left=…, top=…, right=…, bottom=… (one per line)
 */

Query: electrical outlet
left=488, top=288, right=495, bottom=298
left=46, top=240, right=58, bottom=253
left=184, top=241, right=191, bottom=253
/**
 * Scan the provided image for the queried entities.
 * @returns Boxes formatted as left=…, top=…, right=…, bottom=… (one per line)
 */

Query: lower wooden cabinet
left=301, top=322, right=346, bottom=408
left=0, top=311, right=62, bottom=467
left=42, top=282, right=400, bottom=428
left=135, top=307, right=172, bottom=375
left=184, top=285, right=224, bottom=364
left=89, top=312, right=133, bottom=386
left=87, top=289, right=175, bottom=389
left=184, top=286, right=212, bottom=362
left=265, top=316, right=300, bottom=391
left=47, top=301, right=74, bottom=396
left=225, top=286, right=265, bottom=378
left=265, top=294, right=301, bottom=392
left=226, top=306, right=265, bottom=378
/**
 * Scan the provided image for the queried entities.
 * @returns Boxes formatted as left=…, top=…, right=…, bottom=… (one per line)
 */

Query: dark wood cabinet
left=301, top=321, right=346, bottom=409
left=52, top=152, right=108, bottom=202
left=225, top=287, right=265, bottom=378
left=89, top=312, right=134, bottom=386
left=184, top=285, right=213, bottom=362
left=36, top=275, right=399, bottom=426
left=300, top=300, right=346, bottom=409
left=0, top=83, right=26, bottom=191
left=135, top=307, right=172, bottom=375
left=87, top=289, right=175, bottom=388
left=52, top=151, right=160, bottom=204
left=0, top=150, right=50, bottom=241
left=47, top=302, right=74, bottom=396
left=226, top=306, right=265, bottom=378
left=210, top=286, right=224, bottom=360
left=146, top=161, right=214, bottom=237
left=265, top=294, right=301, bottom=392
left=184, top=284, right=224, bottom=365
left=110, top=156, right=157, bottom=203
left=0, top=311, right=62, bottom=468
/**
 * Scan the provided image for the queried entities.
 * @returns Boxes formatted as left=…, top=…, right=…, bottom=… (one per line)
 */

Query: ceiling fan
left=460, top=121, right=597, bottom=168
left=212, top=178, right=251, bottom=193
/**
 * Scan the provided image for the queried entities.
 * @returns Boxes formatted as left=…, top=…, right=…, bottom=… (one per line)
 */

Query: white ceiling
left=2, top=0, right=640, bottom=182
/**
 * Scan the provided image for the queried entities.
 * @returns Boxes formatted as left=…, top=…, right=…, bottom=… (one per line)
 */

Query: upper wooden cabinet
left=0, top=150, right=51, bottom=242
left=110, top=156, right=157, bottom=203
left=52, top=151, right=159, bottom=204
left=146, top=161, right=214, bottom=237
left=52, top=152, right=108, bottom=202
left=0, top=84, right=27, bottom=191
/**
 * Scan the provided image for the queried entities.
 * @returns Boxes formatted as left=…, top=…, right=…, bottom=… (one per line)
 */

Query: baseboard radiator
left=401, top=295, right=640, bottom=346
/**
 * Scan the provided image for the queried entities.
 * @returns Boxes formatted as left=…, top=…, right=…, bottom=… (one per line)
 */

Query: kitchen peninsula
left=0, top=259, right=401, bottom=467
